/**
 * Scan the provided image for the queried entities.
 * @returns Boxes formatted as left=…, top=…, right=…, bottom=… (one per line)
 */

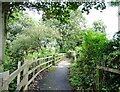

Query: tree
left=7, top=9, right=37, bottom=42
left=62, top=9, right=86, bottom=51
left=12, top=20, right=60, bottom=55
left=92, top=19, right=106, bottom=33
left=2, top=2, right=107, bottom=29
left=42, top=8, right=86, bottom=52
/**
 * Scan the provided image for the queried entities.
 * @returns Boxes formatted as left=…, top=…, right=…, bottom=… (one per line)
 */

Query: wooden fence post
left=46, top=57, right=49, bottom=67
left=55, top=54, right=58, bottom=64
left=62, top=54, right=65, bottom=60
left=3, top=71, right=9, bottom=90
left=17, top=61, right=21, bottom=86
left=23, top=60, right=29, bottom=90
left=52, top=55, right=56, bottom=66
left=37, top=59, right=40, bottom=73
left=100, top=60, right=105, bottom=90
left=0, top=72, right=3, bottom=92
left=56, top=54, right=58, bottom=63
left=32, top=62, right=35, bottom=78
left=96, top=67, right=100, bottom=91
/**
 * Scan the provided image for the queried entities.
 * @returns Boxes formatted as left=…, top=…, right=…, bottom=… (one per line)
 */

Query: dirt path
left=30, top=58, right=72, bottom=91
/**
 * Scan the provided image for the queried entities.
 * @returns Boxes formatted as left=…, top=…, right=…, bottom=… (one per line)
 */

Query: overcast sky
left=26, top=2, right=118, bottom=39
left=82, top=3, right=118, bottom=39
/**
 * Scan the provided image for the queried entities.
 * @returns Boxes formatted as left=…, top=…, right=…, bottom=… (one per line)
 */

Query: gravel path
left=31, top=58, right=72, bottom=91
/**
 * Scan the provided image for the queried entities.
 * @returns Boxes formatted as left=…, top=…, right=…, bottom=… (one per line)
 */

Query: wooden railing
left=0, top=53, right=66, bottom=92
left=97, top=65, right=120, bottom=74
left=96, top=65, right=120, bottom=91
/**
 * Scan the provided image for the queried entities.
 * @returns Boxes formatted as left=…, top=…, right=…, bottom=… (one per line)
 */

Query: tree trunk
left=0, top=3, right=7, bottom=72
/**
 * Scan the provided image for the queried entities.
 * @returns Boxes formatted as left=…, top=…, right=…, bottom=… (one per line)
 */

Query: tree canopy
left=2, top=2, right=107, bottom=24
left=92, top=19, right=106, bottom=33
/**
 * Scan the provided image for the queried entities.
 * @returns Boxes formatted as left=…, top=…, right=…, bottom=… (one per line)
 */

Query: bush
left=69, top=30, right=108, bottom=90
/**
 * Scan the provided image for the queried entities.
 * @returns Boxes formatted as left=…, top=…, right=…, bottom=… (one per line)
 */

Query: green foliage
left=12, top=22, right=60, bottom=54
left=69, top=30, right=120, bottom=91
left=92, top=19, right=106, bottom=33
left=69, top=62, right=82, bottom=89
left=34, top=2, right=106, bottom=23
left=41, top=9, right=86, bottom=52
left=80, top=30, right=108, bottom=62
left=62, top=9, right=86, bottom=51
left=54, top=9, right=86, bottom=52
left=26, top=47, right=56, bottom=60
left=0, top=66, right=4, bottom=71
left=7, top=10, right=36, bottom=42
left=4, top=11, right=36, bottom=71
left=101, top=31, right=120, bottom=91
left=69, top=30, right=108, bottom=90
left=3, top=2, right=107, bottom=34
left=104, top=31, right=120, bottom=68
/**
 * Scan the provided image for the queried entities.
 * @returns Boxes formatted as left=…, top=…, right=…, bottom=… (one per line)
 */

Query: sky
left=26, top=2, right=119, bottom=39
left=82, top=3, right=118, bottom=39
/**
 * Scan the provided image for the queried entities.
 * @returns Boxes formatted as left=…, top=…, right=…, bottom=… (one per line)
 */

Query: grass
left=50, top=67, right=56, bottom=73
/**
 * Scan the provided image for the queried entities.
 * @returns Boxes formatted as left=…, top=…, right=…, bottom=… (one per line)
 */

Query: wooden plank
left=37, top=57, right=46, bottom=61
left=2, top=71, right=9, bottom=90
left=32, top=62, right=35, bottom=80
left=16, top=74, right=28, bottom=90
left=23, top=60, right=29, bottom=90
left=46, top=56, right=53, bottom=59
left=25, top=64, right=52, bottom=89
left=17, top=61, right=21, bottom=86
left=97, top=65, right=120, bottom=74
left=37, top=56, right=53, bottom=61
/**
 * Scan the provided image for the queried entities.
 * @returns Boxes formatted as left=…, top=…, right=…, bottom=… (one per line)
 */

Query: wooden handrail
left=0, top=53, right=66, bottom=92
left=97, top=65, right=120, bottom=75
left=96, top=65, right=120, bottom=91
left=28, top=60, right=53, bottom=75
left=37, top=55, right=53, bottom=61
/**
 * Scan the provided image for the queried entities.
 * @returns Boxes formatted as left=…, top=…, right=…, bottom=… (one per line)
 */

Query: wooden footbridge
left=0, top=53, right=66, bottom=92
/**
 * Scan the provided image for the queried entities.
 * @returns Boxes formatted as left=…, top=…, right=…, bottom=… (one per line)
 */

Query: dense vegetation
left=1, top=1, right=120, bottom=91
left=69, top=30, right=120, bottom=91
